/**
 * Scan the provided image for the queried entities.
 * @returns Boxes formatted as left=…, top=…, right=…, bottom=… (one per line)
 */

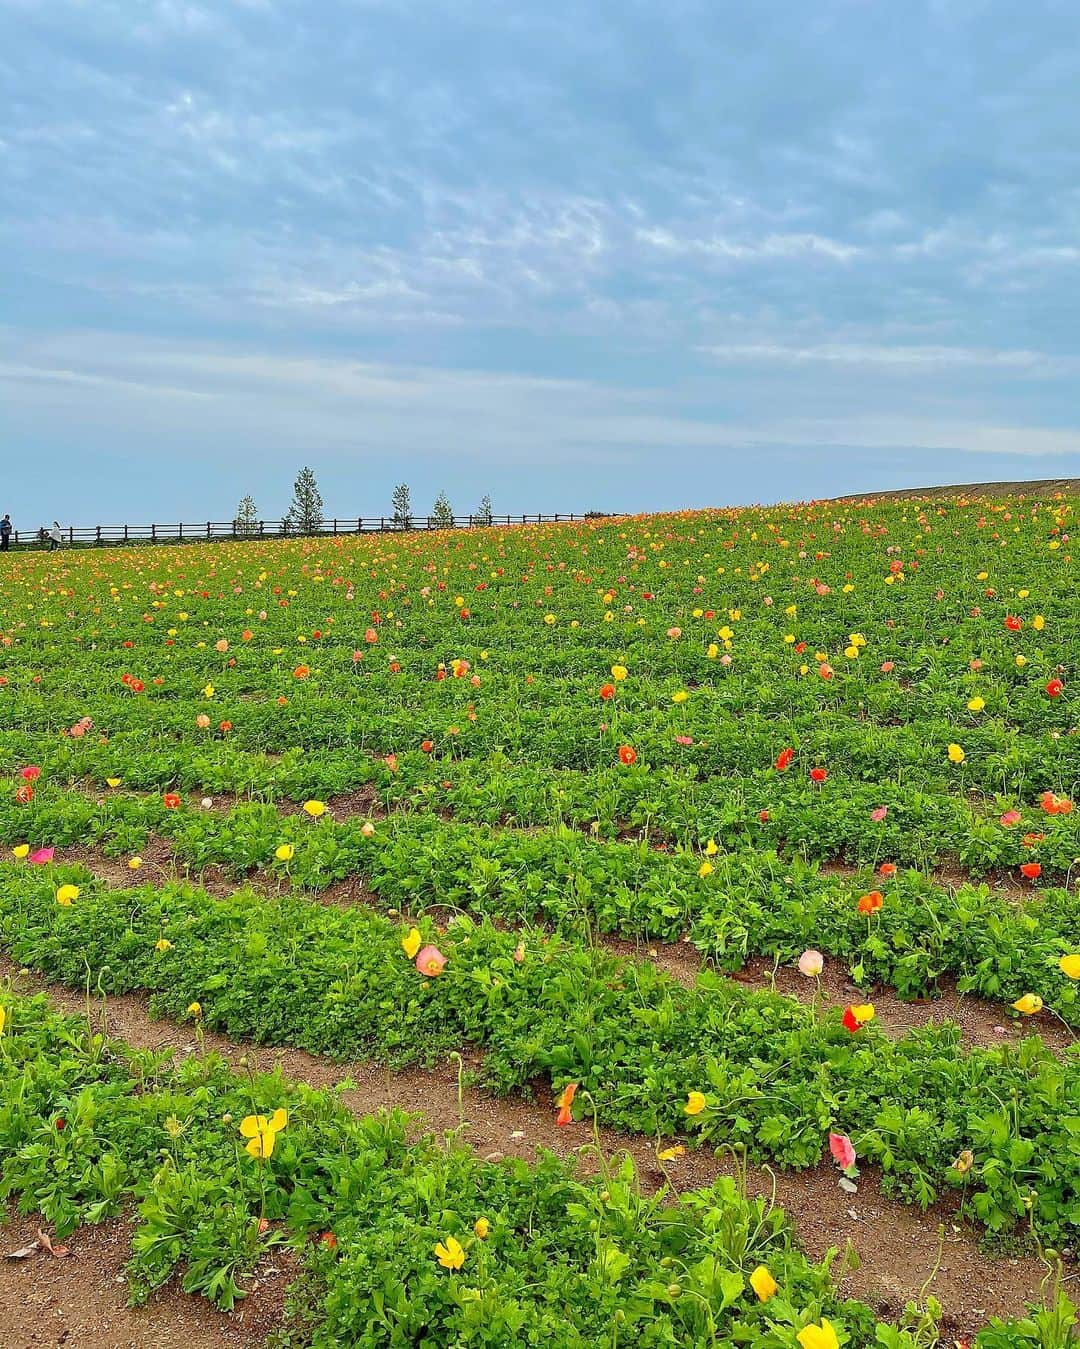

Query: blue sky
left=2, top=0, right=1079, bottom=525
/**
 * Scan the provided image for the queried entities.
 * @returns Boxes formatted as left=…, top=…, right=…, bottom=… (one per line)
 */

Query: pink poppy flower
left=20, top=766, right=41, bottom=781
left=798, top=949, right=824, bottom=977
left=28, top=847, right=55, bottom=865
left=870, top=806, right=888, bottom=823
left=829, top=1132, right=856, bottom=1170
left=415, top=945, right=447, bottom=977
left=674, top=735, right=694, bottom=746
left=999, top=810, right=1021, bottom=827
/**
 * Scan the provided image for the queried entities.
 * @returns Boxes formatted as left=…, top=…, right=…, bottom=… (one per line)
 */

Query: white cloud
left=699, top=342, right=1064, bottom=372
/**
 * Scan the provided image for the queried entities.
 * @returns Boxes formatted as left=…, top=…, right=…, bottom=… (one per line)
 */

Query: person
left=49, top=521, right=62, bottom=551
left=0, top=515, right=10, bottom=551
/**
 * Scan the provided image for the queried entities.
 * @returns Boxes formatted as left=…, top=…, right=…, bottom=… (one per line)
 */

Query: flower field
left=1, top=494, right=1078, bottom=1346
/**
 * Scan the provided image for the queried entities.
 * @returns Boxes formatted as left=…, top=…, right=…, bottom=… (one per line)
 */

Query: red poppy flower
left=14, top=784, right=33, bottom=804
left=20, top=766, right=41, bottom=781
left=775, top=747, right=794, bottom=772
left=555, top=1082, right=578, bottom=1126
left=319, top=1231, right=338, bottom=1250
left=1046, top=678, right=1064, bottom=698
left=878, top=862, right=897, bottom=877
left=421, top=739, right=434, bottom=753
left=129, top=679, right=144, bottom=693
left=999, top=809, right=1021, bottom=827
left=1004, top=615, right=1022, bottom=631
left=55, top=1118, right=65, bottom=1131
left=163, top=792, right=181, bottom=809
left=857, top=890, right=883, bottom=915
left=758, top=810, right=770, bottom=822
left=1019, top=861, right=1041, bottom=879
left=599, top=683, right=616, bottom=700
left=618, top=745, right=637, bottom=766
left=841, top=1006, right=861, bottom=1032
left=809, top=767, right=828, bottom=783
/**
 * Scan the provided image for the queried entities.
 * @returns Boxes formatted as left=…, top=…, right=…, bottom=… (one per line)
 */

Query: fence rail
left=5, top=512, right=600, bottom=550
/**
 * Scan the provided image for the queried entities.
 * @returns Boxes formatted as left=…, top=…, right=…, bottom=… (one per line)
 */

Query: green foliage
left=288, top=466, right=324, bottom=534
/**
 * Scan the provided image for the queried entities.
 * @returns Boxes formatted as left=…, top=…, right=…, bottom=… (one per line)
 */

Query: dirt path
left=0, top=1211, right=294, bottom=1349
left=0, top=955, right=1067, bottom=1342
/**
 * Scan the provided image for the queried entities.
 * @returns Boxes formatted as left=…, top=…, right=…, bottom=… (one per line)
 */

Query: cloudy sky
left=2, top=0, right=1079, bottom=524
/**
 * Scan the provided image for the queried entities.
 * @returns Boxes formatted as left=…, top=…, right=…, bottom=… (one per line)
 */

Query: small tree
left=235, top=494, right=259, bottom=538
left=289, top=467, right=324, bottom=535
left=474, top=494, right=493, bottom=527
left=431, top=491, right=453, bottom=529
left=391, top=483, right=413, bottom=530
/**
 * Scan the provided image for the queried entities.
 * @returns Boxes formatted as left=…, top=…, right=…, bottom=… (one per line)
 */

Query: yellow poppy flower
left=0, top=1005, right=5, bottom=1035
left=202, top=684, right=215, bottom=698
left=128, top=856, right=142, bottom=870
left=303, top=800, right=326, bottom=818
left=105, top=777, right=122, bottom=788
left=1059, top=954, right=1080, bottom=980
left=187, top=1001, right=202, bottom=1017
left=12, top=844, right=29, bottom=859
left=698, top=861, right=713, bottom=878
left=750, top=1265, right=778, bottom=1302
left=402, top=927, right=422, bottom=960
left=947, top=743, right=965, bottom=764
left=275, top=843, right=295, bottom=861
left=611, top=664, right=628, bottom=681
left=434, top=1235, right=465, bottom=1270
left=240, top=1108, right=288, bottom=1159
left=704, top=839, right=718, bottom=856
left=684, top=1091, right=706, bottom=1116
left=55, top=884, right=79, bottom=906
left=967, top=697, right=985, bottom=713
left=797, top=1319, right=839, bottom=1349
left=1012, top=994, right=1043, bottom=1015
left=656, top=1145, right=685, bottom=1162
left=851, top=1003, right=875, bottom=1025
left=473, top=1217, right=490, bottom=1239
left=155, top=938, right=172, bottom=952
left=671, top=690, right=688, bottom=703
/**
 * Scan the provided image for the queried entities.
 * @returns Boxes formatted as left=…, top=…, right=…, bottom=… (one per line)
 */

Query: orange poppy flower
left=555, top=1082, right=578, bottom=1126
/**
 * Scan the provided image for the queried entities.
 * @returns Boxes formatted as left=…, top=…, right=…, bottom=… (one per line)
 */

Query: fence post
left=380, top=517, right=385, bottom=530
left=259, top=521, right=264, bottom=537
left=96, top=525, right=101, bottom=546
left=357, top=518, right=362, bottom=532
left=124, top=524, right=129, bottom=543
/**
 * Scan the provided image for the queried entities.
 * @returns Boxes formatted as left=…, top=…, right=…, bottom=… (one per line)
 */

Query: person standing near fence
left=49, top=521, right=63, bottom=551
left=0, top=515, right=11, bottom=551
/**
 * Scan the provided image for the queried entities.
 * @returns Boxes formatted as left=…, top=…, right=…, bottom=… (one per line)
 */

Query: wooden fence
left=5, top=512, right=600, bottom=549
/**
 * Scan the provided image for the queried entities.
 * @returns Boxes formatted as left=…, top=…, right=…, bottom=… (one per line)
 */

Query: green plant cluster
left=0, top=989, right=970, bottom=1347
left=4, top=864, right=1080, bottom=1245
left=4, top=785, right=1079, bottom=1013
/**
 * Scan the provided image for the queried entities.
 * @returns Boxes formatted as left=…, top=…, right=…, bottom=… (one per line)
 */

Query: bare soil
left=0, top=1211, right=294, bottom=1349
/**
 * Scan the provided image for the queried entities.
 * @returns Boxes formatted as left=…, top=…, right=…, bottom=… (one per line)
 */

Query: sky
left=2, top=0, right=1079, bottom=526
